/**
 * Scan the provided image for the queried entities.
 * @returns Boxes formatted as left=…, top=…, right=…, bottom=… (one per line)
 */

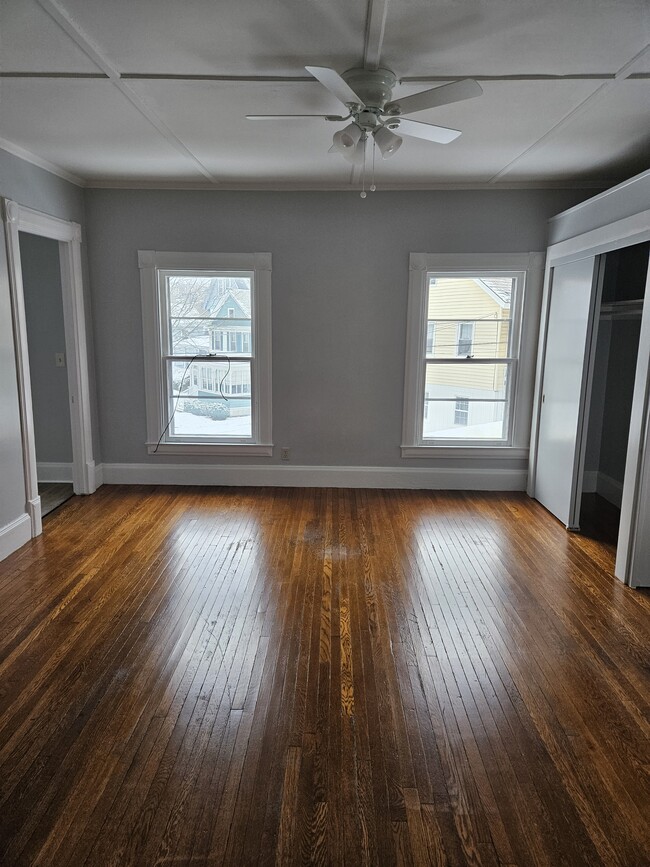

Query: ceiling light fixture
left=248, top=66, right=482, bottom=198
left=373, top=125, right=402, bottom=159
left=332, top=122, right=363, bottom=154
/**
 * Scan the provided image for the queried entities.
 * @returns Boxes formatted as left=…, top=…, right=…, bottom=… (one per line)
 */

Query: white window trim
left=402, top=252, right=545, bottom=457
left=139, top=250, right=272, bottom=456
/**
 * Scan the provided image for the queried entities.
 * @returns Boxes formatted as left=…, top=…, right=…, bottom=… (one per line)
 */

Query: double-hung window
left=139, top=251, right=272, bottom=455
left=402, top=253, right=544, bottom=454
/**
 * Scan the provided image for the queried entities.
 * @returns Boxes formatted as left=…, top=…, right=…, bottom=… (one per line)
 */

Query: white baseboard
left=101, top=463, right=528, bottom=491
left=37, top=462, right=73, bottom=483
left=92, top=462, right=104, bottom=489
left=597, top=471, right=624, bottom=508
left=0, top=513, right=31, bottom=562
left=582, top=469, right=623, bottom=507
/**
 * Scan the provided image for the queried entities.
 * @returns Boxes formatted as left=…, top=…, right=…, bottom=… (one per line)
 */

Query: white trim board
left=37, top=462, right=74, bottom=483
left=101, top=463, right=527, bottom=491
left=0, top=514, right=31, bottom=562
left=3, top=199, right=98, bottom=540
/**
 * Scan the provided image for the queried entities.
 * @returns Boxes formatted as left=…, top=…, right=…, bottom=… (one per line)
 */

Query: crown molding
left=0, top=137, right=85, bottom=186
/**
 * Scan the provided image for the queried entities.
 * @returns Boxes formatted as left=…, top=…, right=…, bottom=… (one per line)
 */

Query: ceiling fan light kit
left=247, top=65, right=483, bottom=196
left=333, top=122, right=363, bottom=152
left=373, top=125, right=403, bottom=159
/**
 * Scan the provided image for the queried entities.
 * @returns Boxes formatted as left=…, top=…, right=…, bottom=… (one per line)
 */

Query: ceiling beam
left=2, top=72, right=647, bottom=82
left=364, top=0, right=390, bottom=70
left=490, top=43, right=650, bottom=183
left=35, top=0, right=221, bottom=184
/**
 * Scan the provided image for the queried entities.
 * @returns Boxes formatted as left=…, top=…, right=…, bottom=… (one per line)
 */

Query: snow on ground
left=423, top=419, right=504, bottom=439
left=172, top=409, right=252, bottom=437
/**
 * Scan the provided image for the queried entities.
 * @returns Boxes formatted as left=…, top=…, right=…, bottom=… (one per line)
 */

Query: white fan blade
left=246, top=114, right=345, bottom=121
left=384, top=78, right=482, bottom=116
left=305, top=66, right=364, bottom=108
left=391, top=118, right=461, bottom=144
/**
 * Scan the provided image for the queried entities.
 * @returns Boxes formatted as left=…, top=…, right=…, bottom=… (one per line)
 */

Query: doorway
left=3, top=199, right=97, bottom=537
left=19, top=232, right=75, bottom=516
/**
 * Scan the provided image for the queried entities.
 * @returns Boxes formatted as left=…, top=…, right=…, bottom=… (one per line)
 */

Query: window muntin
left=419, top=273, right=520, bottom=444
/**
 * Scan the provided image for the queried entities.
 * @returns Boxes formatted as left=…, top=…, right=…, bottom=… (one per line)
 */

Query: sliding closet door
left=534, top=256, right=601, bottom=527
left=617, top=257, right=650, bottom=586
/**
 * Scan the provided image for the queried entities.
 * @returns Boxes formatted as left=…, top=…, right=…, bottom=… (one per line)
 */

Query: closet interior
left=580, top=241, right=650, bottom=546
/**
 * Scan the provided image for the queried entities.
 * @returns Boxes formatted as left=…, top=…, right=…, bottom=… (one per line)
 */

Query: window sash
left=422, top=357, right=516, bottom=442
left=159, top=269, right=256, bottom=444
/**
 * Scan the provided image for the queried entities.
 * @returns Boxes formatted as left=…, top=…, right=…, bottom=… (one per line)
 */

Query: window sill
left=401, top=445, right=529, bottom=460
left=147, top=442, right=274, bottom=456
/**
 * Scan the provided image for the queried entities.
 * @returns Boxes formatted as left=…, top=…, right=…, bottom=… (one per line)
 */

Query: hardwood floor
left=0, top=485, right=648, bottom=866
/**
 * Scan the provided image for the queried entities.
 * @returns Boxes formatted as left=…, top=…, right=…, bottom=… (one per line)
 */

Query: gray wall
left=85, top=187, right=590, bottom=469
left=0, top=147, right=91, bottom=532
left=19, top=232, right=73, bottom=465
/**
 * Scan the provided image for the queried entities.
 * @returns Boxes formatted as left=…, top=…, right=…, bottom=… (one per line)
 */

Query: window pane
left=168, top=359, right=252, bottom=438
left=425, top=362, right=510, bottom=400
left=172, top=397, right=252, bottom=439
left=167, top=274, right=252, bottom=355
left=427, top=276, right=513, bottom=359
left=423, top=400, right=507, bottom=439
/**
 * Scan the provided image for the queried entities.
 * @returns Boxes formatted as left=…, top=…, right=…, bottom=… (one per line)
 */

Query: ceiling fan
left=247, top=66, right=483, bottom=166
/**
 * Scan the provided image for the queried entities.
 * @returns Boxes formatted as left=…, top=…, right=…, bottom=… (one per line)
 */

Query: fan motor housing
left=341, top=68, right=397, bottom=111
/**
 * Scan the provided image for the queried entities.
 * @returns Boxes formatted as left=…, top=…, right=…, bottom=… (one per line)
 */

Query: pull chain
left=360, top=134, right=367, bottom=198
left=370, top=140, right=376, bottom=192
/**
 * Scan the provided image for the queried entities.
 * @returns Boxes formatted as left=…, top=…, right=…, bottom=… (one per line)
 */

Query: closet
left=580, top=242, right=649, bottom=544
left=529, top=172, right=650, bottom=587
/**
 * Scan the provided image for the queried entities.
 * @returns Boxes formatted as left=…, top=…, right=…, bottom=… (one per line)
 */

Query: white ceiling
left=0, top=0, right=648, bottom=188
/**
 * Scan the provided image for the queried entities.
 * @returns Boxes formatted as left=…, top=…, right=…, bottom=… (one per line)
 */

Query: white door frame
left=528, top=208, right=650, bottom=585
left=3, top=199, right=97, bottom=538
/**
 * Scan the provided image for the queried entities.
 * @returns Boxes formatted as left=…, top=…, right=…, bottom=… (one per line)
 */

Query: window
left=402, top=253, right=543, bottom=453
left=139, top=251, right=272, bottom=455
left=454, top=398, right=469, bottom=426
left=456, top=322, right=474, bottom=357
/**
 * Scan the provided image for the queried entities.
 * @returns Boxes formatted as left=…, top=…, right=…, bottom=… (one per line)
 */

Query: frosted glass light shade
left=332, top=123, right=363, bottom=153
left=373, top=125, right=402, bottom=158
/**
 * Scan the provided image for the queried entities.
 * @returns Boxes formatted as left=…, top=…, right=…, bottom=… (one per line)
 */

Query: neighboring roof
left=222, top=288, right=251, bottom=317
left=475, top=278, right=512, bottom=307
left=202, top=284, right=252, bottom=318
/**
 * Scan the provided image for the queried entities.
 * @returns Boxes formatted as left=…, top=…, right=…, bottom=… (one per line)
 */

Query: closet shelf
left=600, top=298, right=644, bottom=320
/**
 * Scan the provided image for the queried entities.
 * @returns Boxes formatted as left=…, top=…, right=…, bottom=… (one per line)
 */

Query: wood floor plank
left=0, top=485, right=647, bottom=866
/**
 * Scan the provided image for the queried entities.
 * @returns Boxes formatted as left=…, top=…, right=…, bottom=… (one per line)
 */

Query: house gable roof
left=474, top=278, right=512, bottom=308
